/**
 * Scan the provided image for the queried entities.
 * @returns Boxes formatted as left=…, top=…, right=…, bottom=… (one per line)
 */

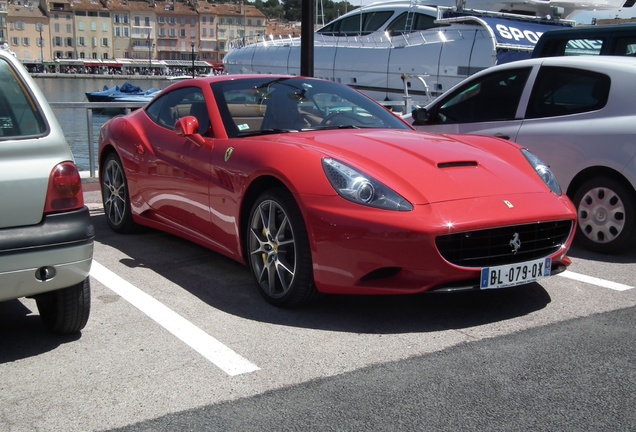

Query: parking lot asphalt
left=1, top=182, right=634, bottom=431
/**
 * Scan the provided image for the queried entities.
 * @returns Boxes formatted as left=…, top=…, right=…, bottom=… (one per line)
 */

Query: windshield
left=212, top=77, right=410, bottom=138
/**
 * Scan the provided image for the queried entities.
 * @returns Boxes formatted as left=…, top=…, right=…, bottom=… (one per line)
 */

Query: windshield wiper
left=318, top=124, right=361, bottom=130
left=238, top=128, right=295, bottom=137
left=237, top=125, right=363, bottom=137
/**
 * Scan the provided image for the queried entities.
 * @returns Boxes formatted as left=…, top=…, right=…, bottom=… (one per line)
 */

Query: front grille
left=435, top=220, right=573, bottom=268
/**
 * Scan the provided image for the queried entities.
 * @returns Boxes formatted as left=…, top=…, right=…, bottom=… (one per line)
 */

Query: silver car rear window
left=0, top=57, right=47, bottom=139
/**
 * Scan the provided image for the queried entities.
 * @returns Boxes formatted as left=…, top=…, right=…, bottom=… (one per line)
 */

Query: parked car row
left=408, top=55, right=636, bottom=254
left=3, top=25, right=634, bottom=324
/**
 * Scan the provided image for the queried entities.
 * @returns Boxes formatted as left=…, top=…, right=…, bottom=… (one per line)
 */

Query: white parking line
left=89, top=261, right=260, bottom=376
left=558, top=270, right=634, bottom=291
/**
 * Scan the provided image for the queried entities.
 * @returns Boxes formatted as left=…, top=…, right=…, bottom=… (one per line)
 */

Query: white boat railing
left=229, top=29, right=447, bottom=51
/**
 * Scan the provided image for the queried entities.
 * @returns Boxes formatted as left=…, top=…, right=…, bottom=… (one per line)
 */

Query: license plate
left=480, top=258, right=552, bottom=289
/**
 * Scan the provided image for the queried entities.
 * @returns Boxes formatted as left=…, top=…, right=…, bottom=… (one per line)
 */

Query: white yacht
left=223, top=0, right=633, bottom=107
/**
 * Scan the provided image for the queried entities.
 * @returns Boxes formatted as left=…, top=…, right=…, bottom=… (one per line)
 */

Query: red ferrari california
left=98, top=75, right=576, bottom=306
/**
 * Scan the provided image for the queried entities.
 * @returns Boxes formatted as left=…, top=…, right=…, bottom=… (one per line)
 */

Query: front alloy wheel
left=246, top=188, right=316, bottom=306
left=573, top=177, right=635, bottom=254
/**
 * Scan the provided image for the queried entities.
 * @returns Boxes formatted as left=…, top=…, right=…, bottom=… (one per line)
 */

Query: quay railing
left=48, top=101, right=146, bottom=178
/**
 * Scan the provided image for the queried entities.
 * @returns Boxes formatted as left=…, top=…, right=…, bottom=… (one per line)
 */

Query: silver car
left=0, top=46, right=94, bottom=333
left=409, top=56, right=636, bottom=254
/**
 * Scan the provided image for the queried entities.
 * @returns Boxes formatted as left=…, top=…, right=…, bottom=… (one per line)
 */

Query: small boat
left=85, top=82, right=159, bottom=102
left=112, top=89, right=162, bottom=103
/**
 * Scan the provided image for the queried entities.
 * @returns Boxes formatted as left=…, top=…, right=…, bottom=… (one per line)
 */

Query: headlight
left=322, top=158, right=413, bottom=211
left=521, top=149, right=562, bottom=196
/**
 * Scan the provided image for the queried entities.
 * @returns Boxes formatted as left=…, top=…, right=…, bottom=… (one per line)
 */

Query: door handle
left=493, top=133, right=510, bottom=140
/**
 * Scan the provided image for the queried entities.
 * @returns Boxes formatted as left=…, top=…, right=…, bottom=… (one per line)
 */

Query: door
left=142, top=86, right=213, bottom=236
left=516, top=65, right=612, bottom=188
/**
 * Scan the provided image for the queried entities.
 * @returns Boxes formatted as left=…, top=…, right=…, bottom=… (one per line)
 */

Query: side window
left=433, top=68, right=531, bottom=124
left=145, top=87, right=206, bottom=131
left=527, top=67, right=610, bottom=119
left=0, top=58, right=47, bottom=139
left=614, top=37, right=636, bottom=56
left=564, top=38, right=604, bottom=55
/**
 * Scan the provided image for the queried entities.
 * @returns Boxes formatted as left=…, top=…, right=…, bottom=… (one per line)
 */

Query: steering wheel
left=320, top=111, right=361, bottom=126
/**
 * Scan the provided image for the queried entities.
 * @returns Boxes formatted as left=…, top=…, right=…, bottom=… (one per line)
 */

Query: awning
left=115, top=58, right=168, bottom=67
left=162, top=59, right=211, bottom=68
left=84, top=61, right=122, bottom=68
left=207, top=61, right=225, bottom=71
left=54, top=59, right=84, bottom=66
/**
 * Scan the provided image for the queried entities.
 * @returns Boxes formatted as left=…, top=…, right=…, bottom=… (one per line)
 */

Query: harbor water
left=34, top=76, right=169, bottom=171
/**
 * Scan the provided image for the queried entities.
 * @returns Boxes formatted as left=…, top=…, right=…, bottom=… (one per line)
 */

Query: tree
left=281, top=0, right=303, bottom=21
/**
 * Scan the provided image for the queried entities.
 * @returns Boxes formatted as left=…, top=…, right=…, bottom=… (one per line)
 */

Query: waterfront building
left=46, top=0, right=73, bottom=63
left=195, top=0, right=218, bottom=68
left=5, top=0, right=49, bottom=66
left=72, top=0, right=113, bottom=62
left=155, top=0, right=197, bottom=62
left=3, top=0, right=266, bottom=74
left=1, top=0, right=8, bottom=47
left=209, top=2, right=265, bottom=61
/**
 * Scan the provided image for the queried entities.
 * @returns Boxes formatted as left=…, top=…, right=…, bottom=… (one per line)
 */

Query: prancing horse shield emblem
left=224, top=147, right=234, bottom=162
left=509, top=233, right=521, bottom=254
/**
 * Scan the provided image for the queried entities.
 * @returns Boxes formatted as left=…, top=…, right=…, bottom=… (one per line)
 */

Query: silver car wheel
left=578, top=186, right=625, bottom=244
left=103, top=157, right=128, bottom=227
left=101, top=153, right=137, bottom=233
left=248, top=198, right=297, bottom=299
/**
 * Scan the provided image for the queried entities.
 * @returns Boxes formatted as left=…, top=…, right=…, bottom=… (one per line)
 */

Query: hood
left=273, top=129, right=548, bottom=205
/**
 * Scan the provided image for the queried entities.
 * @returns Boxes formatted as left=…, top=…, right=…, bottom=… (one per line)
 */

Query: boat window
left=385, top=12, right=441, bottom=36
left=432, top=68, right=531, bottom=124
left=317, top=11, right=393, bottom=36
left=526, top=67, right=610, bottom=119
left=0, top=58, right=47, bottom=139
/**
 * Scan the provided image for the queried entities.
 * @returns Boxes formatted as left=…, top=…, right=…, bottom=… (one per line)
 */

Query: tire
left=246, top=188, right=318, bottom=306
left=572, top=177, right=636, bottom=254
left=36, top=277, right=91, bottom=334
left=101, top=152, right=137, bottom=233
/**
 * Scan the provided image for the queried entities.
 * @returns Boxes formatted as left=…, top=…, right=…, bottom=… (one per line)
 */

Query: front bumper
left=301, top=192, right=575, bottom=295
left=0, top=207, right=95, bottom=302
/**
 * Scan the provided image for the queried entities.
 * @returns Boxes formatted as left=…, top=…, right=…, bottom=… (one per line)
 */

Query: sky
left=350, top=0, right=636, bottom=24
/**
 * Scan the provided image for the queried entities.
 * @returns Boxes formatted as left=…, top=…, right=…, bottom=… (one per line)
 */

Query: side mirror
left=174, top=116, right=210, bottom=148
left=411, top=107, right=430, bottom=126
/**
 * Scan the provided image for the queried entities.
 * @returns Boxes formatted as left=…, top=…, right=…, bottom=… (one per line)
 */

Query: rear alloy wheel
left=573, top=177, right=635, bottom=254
left=246, top=188, right=317, bottom=306
left=102, top=153, right=137, bottom=233
left=36, top=277, right=91, bottom=334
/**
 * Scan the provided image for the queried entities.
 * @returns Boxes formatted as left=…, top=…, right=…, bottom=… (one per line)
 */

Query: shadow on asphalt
left=89, top=210, right=552, bottom=336
left=0, top=299, right=81, bottom=363
left=566, top=243, right=636, bottom=264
